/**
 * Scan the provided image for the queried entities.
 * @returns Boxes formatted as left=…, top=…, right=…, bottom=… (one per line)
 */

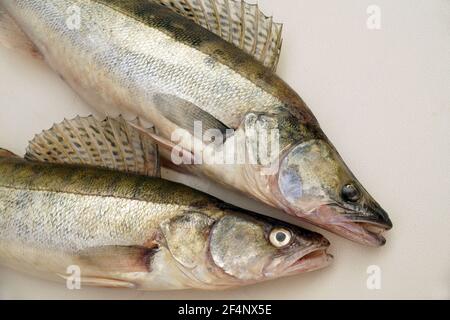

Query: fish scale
left=0, top=158, right=188, bottom=250
left=3, top=0, right=286, bottom=128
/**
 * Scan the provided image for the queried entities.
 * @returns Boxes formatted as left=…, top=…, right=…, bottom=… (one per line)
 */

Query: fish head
left=207, top=212, right=332, bottom=284
left=241, top=110, right=392, bottom=246
left=159, top=208, right=331, bottom=288
left=273, top=138, right=393, bottom=246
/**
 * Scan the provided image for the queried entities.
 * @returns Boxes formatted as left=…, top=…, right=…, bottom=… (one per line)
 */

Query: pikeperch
left=0, top=116, right=331, bottom=290
left=0, top=0, right=392, bottom=245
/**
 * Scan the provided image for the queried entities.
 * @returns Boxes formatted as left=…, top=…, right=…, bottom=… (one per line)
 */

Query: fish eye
left=269, top=228, right=292, bottom=248
left=341, top=183, right=360, bottom=202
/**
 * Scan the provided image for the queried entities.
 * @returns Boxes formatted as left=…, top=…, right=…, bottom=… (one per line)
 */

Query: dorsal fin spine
left=92, top=116, right=116, bottom=168
left=51, top=123, right=78, bottom=164
left=259, top=16, right=273, bottom=65
left=83, top=117, right=109, bottom=167
left=108, top=117, right=126, bottom=171
left=211, top=0, right=221, bottom=35
left=122, top=117, right=138, bottom=170
left=224, top=0, right=233, bottom=43
left=62, top=119, right=93, bottom=164
left=239, top=1, right=245, bottom=48
left=251, top=4, right=260, bottom=55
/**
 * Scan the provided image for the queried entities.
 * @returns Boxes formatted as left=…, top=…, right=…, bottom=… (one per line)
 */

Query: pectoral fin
left=56, top=245, right=160, bottom=289
left=57, top=274, right=136, bottom=289
left=75, top=245, right=158, bottom=274
left=152, top=93, right=229, bottom=138
left=127, top=120, right=195, bottom=166
left=25, top=116, right=160, bottom=177
left=56, top=243, right=161, bottom=289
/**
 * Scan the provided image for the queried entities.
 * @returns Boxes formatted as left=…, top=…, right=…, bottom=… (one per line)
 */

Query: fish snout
left=369, top=202, right=393, bottom=230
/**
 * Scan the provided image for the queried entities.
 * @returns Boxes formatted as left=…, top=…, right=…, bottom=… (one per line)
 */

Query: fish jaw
left=284, top=249, right=333, bottom=275
left=263, top=242, right=333, bottom=278
left=304, top=204, right=392, bottom=246
left=275, top=197, right=392, bottom=246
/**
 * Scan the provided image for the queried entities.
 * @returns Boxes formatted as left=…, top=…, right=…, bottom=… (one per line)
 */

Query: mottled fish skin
left=1, top=1, right=299, bottom=125
left=0, top=156, right=331, bottom=290
left=0, top=156, right=210, bottom=289
left=0, top=1, right=316, bottom=202
left=1, top=0, right=392, bottom=245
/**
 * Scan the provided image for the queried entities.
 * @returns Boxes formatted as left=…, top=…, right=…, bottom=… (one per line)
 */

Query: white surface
left=0, top=0, right=449, bottom=299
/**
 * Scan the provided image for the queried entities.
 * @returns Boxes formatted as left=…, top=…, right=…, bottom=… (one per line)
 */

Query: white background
left=0, top=0, right=449, bottom=299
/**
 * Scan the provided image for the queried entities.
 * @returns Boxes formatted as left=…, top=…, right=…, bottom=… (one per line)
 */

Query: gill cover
left=160, top=212, right=214, bottom=269
left=209, top=214, right=274, bottom=281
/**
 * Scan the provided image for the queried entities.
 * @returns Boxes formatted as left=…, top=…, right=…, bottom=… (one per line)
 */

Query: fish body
left=0, top=0, right=392, bottom=245
left=0, top=154, right=330, bottom=290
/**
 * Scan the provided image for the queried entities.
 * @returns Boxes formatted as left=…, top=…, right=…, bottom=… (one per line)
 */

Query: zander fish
left=0, top=116, right=331, bottom=290
left=0, top=0, right=392, bottom=245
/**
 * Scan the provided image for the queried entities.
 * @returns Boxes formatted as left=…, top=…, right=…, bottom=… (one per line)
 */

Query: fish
left=0, top=116, right=332, bottom=290
left=0, top=0, right=392, bottom=246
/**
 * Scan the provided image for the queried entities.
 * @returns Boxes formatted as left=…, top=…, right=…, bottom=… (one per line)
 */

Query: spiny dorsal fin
left=153, top=0, right=283, bottom=71
left=25, top=116, right=160, bottom=177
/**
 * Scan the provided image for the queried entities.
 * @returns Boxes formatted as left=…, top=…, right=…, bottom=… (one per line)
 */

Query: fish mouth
left=284, top=246, right=333, bottom=275
left=291, top=204, right=392, bottom=247
left=331, top=202, right=392, bottom=246
left=320, top=204, right=392, bottom=246
left=324, top=220, right=390, bottom=246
